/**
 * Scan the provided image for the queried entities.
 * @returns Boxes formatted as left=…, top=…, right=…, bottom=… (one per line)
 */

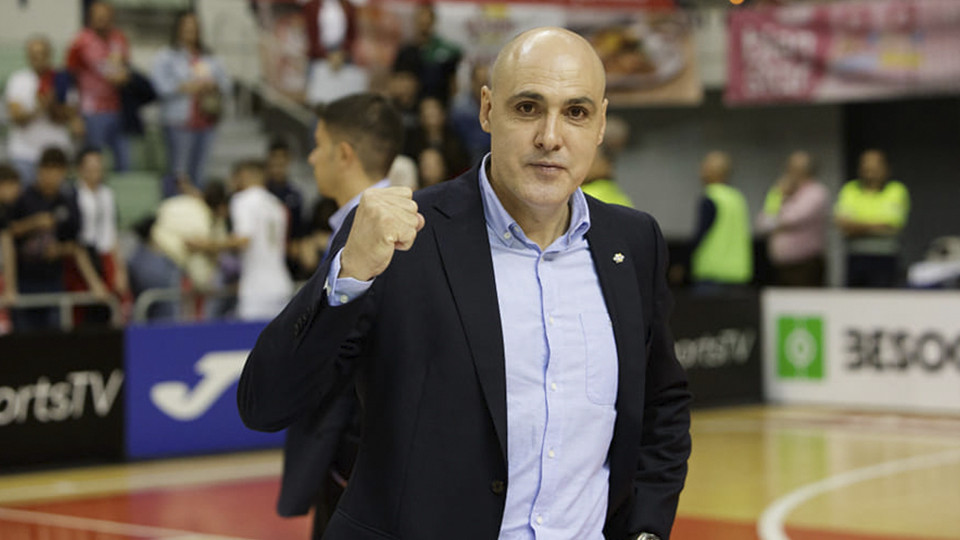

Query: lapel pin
left=613, top=252, right=625, bottom=264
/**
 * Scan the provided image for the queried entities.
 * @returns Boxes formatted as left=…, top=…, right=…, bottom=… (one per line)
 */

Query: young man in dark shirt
left=9, top=147, right=106, bottom=331
left=265, top=138, right=308, bottom=278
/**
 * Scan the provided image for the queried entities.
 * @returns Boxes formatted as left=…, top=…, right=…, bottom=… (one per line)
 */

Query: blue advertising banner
left=125, top=322, right=284, bottom=458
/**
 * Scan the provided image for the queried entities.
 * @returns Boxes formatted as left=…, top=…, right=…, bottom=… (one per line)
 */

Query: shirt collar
left=478, top=154, right=590, bottom=252
left=328, top=178, right=391, bottom=236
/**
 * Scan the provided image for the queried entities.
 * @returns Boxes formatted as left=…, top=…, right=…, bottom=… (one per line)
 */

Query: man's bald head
left=489, top=27, right=606, bottom=96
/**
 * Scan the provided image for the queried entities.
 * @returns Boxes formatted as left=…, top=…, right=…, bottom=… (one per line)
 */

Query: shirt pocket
left=579, top=312, right=618, bottom=406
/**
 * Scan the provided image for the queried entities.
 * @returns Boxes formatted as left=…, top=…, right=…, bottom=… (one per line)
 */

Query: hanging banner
left=726, top=0, right=960, bottom=104
left=256, top=0, right=700, bottom=107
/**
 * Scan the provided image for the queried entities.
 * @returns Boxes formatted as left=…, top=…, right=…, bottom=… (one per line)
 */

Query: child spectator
left=229, top=161, right=293, bottom=320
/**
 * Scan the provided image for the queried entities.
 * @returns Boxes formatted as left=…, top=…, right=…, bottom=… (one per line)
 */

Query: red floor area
left=1, top=480, right=945, bottom=540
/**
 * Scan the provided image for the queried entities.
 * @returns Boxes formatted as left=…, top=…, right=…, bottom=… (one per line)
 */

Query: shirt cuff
left=324, top=248, right=374, bottom=306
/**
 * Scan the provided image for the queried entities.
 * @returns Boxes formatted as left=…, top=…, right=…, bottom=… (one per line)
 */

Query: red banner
left=726, top=0, right=960, bottom=105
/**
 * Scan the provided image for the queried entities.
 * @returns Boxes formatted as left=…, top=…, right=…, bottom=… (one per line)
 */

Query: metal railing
left=0, top=292, right=122, bottom=331
left=131, top=286, right=238, bottom=324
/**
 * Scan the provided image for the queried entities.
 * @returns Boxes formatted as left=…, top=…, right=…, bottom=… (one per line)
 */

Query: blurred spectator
left=387, top=154, right=419, bottom=190
left=603, top=115, right=631, bottom=157
left=303, top=0, right=368, bottom=106
left=229, top=161, right=293, bottom=320
left=9, top=148, right=106, bottom=331
left=149, top=181, right=230, bottom=296
left=392, top=2, right=461, bottom=105
left=5, top=36, right=79, bottom=185
left=756, top=151, right=829, bottom=287
left=403, top=96, right=469, bottom=178
left=385, top=70, right=420, bottom=131
left=152, top=10, right=231, bottom=197
left=835, top=149, right=910, bottom=288
left=296, top=197, right=338, bottom=272
left=71, top=147, right=130, bottom=313
left=690, top=151, right=753, bottom=286
left=0, top=165, right=22, bottom=308
left=581, top=144, right=634, bottom=208
left=417, top=147, right=446, bottom=189
left=265, top=138, right=306, bottom=242
left=449, top=62, right=490, bottom=164
left=67, top=1, right=132, bottom=171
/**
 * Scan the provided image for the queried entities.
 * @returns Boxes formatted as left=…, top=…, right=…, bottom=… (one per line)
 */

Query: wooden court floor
left=0, top=405, right=958, bottom=539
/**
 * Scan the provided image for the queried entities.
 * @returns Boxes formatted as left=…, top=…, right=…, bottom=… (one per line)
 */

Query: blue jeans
left=84, top=112, right=130, bottom=171
left=128, top=244, right=181, bottom=321
left=163, top=126, right=216, bottom=197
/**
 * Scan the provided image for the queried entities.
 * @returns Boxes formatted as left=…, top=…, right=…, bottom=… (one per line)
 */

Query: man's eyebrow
left=508, top=91, right=546, bottom=102
left=507, top=92, right=597, bottom=109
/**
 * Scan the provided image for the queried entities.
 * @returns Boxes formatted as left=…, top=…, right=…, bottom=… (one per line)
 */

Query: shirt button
left=550, top=382, right=558, bottom=392
left=339, top=294, right=349, bottom=304
left=536, top=515, right=544, bottom=525
left=548, top=316, right=555, bottom=326
left=503, top=231, right=512, bottom=239
left=548, top=449, right=556, bottom=459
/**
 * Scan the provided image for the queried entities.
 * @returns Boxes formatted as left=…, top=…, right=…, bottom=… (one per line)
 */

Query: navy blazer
left=238, top=166, right=692, bottom=540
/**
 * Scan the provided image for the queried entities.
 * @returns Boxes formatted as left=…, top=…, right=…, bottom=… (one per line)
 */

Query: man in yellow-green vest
left=581, top=144, right=634, bottom=208
left=690, top=151, right=753, bottom=285
left=835, top=149, right=909, bottom=288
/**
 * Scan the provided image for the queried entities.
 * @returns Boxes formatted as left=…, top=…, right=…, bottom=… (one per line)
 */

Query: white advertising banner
left=763, top=289, right=960, bottom=413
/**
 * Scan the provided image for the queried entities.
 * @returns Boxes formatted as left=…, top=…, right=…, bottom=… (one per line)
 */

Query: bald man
left=240, top=28, right=691, bottom=540
left=690, top=151, right=753, bottom=286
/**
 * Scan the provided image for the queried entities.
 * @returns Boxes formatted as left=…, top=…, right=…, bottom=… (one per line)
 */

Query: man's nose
left=534, top=114, right=562, bottom=152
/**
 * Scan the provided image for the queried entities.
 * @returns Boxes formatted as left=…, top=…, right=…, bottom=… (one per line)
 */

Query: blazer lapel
left=583, top=199, right=646, bottom=450
left=431, top=170, right=508, bottom=464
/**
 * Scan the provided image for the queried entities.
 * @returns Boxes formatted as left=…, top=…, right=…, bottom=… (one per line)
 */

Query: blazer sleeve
left=237, top=211, right=372, bottom=432
left=627, top=218, right=693, bottom=539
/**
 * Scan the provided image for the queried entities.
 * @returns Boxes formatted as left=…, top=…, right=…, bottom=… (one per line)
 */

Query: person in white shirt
left=229, top=160, right=293, bottom=320
left=75, top=147, right=129, bottom=300
left=5, top=36, right=79, bottom=184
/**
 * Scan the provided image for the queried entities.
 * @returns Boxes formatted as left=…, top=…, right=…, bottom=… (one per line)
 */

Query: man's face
left=90, top=2, right=113, bottom=33
left=415, top=6, right=435, bottom=37
left=36, top=166, right=66, bottom=198
left=0, top=182, right=21, bottom=205
left=860, top=152, right=888, bottom=185
left=419, top=98, right=445, bottom=132
left=79, top=153, right=105, bottom=188
left=308, top=121, right=340, bottom=198
left=27, top=40, right=51, bottom=73
left=479, top=37, right=607, bottom=214
left=267, top=149, right=290, bottom=183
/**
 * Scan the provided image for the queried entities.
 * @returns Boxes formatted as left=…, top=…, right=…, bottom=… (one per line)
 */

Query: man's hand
left=339, top=187, right=425, bottom=282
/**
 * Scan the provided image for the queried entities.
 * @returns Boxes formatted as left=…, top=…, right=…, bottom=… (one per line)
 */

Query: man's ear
left=337, top=140, right=354, bottom=167
left=597, top=97, right=609, bottom=146
left=479, top=85, right=493, bottom=134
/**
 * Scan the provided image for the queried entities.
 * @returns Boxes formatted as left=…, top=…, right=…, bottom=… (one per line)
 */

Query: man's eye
left=516, top=102, right=536, bottom=114
left=569, top=106, right=588, bottom=119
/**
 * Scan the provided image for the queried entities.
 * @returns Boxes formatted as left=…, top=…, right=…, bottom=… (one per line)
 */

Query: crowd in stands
left=0, top=0, right=931, bottom=335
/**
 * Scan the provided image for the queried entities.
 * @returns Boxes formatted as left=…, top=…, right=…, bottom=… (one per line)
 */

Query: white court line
left=756, top=447, right=960, bottom=540
left=0, top=507, right=254, bottom=539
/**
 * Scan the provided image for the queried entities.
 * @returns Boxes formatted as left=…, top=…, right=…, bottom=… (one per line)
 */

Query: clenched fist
left=339, top=187, right=425, bottom=281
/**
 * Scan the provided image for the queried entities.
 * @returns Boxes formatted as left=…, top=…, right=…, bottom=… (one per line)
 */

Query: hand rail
left=0, top=292, right=122, bottom=331
left=131, top=287, right=238, bottom=324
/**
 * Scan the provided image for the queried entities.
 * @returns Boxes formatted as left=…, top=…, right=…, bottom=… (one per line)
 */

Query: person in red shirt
left=67, top=1, right=131, bottom=171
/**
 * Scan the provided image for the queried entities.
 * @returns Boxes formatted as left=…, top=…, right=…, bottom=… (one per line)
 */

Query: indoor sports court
left=1, top=406, right=958, bottom=539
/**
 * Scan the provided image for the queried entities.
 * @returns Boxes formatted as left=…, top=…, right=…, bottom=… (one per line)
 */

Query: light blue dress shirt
left=325, top=162, right=619, bottom=539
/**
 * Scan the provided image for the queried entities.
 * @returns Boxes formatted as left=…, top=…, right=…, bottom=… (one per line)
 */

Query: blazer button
left=490, top=480, right=506, bottom=495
